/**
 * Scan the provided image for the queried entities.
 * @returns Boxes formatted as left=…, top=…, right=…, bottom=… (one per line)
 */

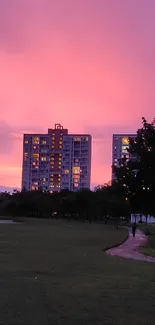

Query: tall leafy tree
left=114, top=118, right=155, bottom=221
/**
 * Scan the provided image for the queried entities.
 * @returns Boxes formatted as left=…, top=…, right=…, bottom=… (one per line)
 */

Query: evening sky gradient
left=0, top=0, right=155, bottom=188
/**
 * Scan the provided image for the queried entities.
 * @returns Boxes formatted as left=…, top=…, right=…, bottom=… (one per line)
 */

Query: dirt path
left=106, top=228, right=155, bottom=262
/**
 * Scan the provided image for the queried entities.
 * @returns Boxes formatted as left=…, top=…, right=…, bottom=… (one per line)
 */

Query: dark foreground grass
left=0, top=219, right=155, bottom=325
left=139, top=224, right=155, bottom=257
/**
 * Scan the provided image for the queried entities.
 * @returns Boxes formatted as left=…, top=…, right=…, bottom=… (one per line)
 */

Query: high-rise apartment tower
left=112, top=134, right=136, bottom=180
left=22, top=124, right=91, bottom=192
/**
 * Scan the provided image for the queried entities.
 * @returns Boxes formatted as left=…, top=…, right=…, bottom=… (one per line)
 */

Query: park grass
left=139, top=224, right=155, bottom=257
left=0, top=219, right=155, bottom=325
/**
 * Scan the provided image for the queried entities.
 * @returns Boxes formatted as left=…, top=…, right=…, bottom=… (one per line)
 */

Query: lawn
left=0, top=219, right=155, bottom=325
left=139, top=224, right=155, bottom=257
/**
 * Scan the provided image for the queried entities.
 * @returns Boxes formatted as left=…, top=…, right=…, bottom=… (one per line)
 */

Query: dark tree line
left=0, top=117, right=155, bottom=224
left=0, top=184, right=130, bottom=224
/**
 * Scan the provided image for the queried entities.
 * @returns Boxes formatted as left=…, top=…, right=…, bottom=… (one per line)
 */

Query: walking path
left=106, top=228, right=155, bottom=262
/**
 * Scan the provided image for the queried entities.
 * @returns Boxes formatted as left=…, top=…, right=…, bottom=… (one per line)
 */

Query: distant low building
left=131, top=214, right=155, bottom=224
left=94, top=185, right=104, bottom=191
left=94, top=181, right=112, bottom=191
left=0, top=186, right=20, bottom=194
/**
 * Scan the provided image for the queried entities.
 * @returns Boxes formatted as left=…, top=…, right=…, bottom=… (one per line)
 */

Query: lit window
left=24, top=152, right=28, bottom=160
left=32, top=137, right=40, bottom=144
left=74, top=183, right=78, bottom=187
left=51, top=161, right=54, bottom=165
left=42, top=140, right=46, bottom=144
left=50, top=174, right=54, bottom=177
left=59, top=145, right=62, bottom=148
left=51, top=157, right=54, bottom=161
left=50, top=190, right=53, bottom=194
left=59, top=141, right=62, bottom=144
left=33, top=154, right=39, bottom=162
left=31, top=186, right=35, bottom=190
left=122, top=145, right=129, bottom=154
left=59, top=174, right=61, bottom=177
left=74, top=137, right=81, bottom=141
left=58, top=166, right=61, bottom=169
left=25, top=140, right=28, bottom=144
left=58, top=178, right=61, bottom=181
left=72, top=166, right=80, bottom=174
left=52, top=146, right=54, bottom=149
left=52, top=137, right=55, bottom=139
left=59, top=157, right=62, bottom=161
left=73, top=176, right=79, bottom=180
left=33, top=162, right=36, bottom=166
left=59, top=154, right=62, bottom=156
left=122, top=137, right=129, bottom=145
left=59, top=162, right=61, bottom=165
left=43, top=177, right=46, bottom=182
left=65, top=169, right=69, bottom=174
left=41, top=157, right=47, bottom=161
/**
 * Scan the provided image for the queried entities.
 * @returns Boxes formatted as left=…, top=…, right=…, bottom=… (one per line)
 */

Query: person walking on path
left=132, top=222, right=137, bottom=237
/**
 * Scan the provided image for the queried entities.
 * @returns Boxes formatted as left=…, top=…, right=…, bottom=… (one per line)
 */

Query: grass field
left=0, top=219, right=155, bottom=325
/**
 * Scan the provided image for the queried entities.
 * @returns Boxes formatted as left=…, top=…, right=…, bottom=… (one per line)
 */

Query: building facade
left=112, top=134, right=136, bottom=180
left=61, top=135, right=91, bottom=191
left=22, top=124, right=91, bottom=192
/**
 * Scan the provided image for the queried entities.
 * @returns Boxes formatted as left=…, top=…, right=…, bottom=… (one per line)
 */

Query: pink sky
left=0, top=0, right=155, bottom=189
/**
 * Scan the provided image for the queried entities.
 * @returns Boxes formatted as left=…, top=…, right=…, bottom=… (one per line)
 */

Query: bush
left=145, top=228, right=151, bottom=236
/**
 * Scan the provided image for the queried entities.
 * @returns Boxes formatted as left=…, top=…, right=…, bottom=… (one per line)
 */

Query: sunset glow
left=0, top=0, right=155, bottom=188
